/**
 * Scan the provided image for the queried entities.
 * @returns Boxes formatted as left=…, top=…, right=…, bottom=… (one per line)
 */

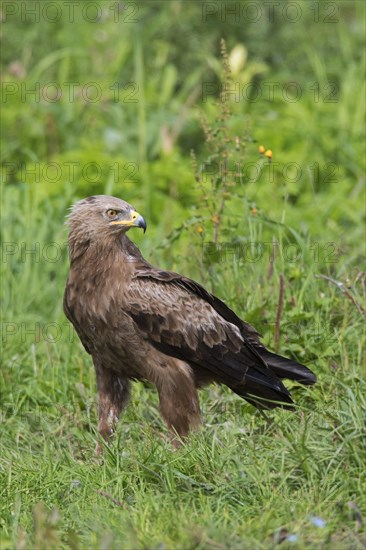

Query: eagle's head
left=67, top=195, right=146, bottom=260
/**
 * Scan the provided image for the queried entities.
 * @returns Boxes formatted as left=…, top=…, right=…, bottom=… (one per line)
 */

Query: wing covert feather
left=126, top=269, right=275, bottom=386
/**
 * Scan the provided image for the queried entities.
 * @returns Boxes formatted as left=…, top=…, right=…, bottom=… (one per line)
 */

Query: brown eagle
left=64, top=195, right=316, bottom=446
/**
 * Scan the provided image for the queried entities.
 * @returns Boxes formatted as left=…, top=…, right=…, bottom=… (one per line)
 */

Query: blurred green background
left=2, top=0, right=364, bottom=231
left=1, top=1, right=365, bottom=549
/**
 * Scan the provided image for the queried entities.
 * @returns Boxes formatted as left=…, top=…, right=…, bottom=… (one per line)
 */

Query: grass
left=1, top=183, right=365, bottom=549
left=1, top=363, right=365, bottom=549
left=1, top=2, right=366, bottom=548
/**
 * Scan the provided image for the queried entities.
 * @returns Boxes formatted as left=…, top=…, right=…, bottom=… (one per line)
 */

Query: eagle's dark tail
left=228, top=350, right=316, bottom=410
left=257, top=349, right=317, bottom=386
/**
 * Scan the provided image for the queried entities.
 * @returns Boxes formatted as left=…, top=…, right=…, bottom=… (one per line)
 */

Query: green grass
left=1, top=2, right=366, bottom=548
left=1, top=183, right=365, bottom=549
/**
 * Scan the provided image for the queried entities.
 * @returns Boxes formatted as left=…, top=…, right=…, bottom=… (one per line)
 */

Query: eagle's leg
left=94, top=360, right=130, bottom=453
left=156, top=367, right=201, bottom=447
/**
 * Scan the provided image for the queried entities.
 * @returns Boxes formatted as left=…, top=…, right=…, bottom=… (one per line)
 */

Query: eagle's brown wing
left=126, top=266, right=295, bottom=408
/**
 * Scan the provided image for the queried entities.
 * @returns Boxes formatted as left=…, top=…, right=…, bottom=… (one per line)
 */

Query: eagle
left=64, top=195, right=316, bottom=447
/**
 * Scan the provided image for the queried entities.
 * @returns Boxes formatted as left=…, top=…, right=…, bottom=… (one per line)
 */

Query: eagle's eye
left=107, top=209, right=118, bottom=219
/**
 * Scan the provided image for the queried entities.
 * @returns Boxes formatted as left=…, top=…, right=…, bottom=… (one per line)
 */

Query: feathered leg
left=156, top=366, right=201, bottom=447
left=94, top=359, right=130, bottom=453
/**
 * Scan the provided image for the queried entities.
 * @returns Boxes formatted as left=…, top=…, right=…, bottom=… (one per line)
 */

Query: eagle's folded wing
left=126, top=267, right=293, bottom=407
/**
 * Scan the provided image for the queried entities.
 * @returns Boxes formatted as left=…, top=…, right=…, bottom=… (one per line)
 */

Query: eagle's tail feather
left=257, top=349, right=317, bottom=386
left=228, top=364, right=295, bottom=410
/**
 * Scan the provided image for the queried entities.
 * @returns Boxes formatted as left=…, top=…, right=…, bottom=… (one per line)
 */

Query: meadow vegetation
left=1, top=1, right=365, bottom=548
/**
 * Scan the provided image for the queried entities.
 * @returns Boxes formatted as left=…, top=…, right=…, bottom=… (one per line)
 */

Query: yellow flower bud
left=265, top=149, right=273, bottom=159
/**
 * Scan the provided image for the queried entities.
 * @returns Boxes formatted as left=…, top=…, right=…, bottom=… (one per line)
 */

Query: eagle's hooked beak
left=111, top=211, right=147, bottom=233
